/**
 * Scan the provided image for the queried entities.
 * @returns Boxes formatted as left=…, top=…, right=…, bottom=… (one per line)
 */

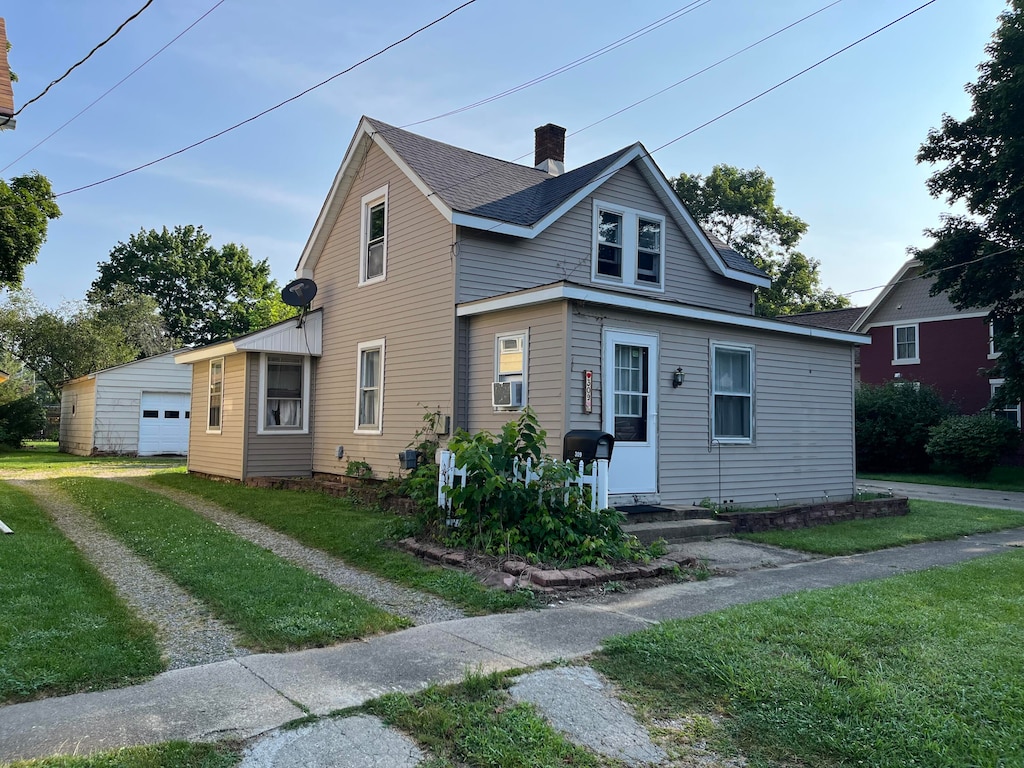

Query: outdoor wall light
left=672, top=367, right=685, bottom=388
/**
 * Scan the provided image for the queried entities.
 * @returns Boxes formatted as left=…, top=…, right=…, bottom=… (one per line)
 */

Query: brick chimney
left=534, top=123, right=565, bottom=176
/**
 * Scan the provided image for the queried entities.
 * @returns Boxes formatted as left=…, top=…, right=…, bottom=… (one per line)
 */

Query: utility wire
left=400, top=0, right=713, bottom=129
left=55, top=0, right=478, bottom=197
left=2, top=0, right=228, bottom=175
left=841, top=247, right=1018, bottom=298
left=15, top=0, right=155, bottom=116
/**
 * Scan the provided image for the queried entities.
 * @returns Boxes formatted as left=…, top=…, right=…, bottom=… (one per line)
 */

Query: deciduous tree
left=671, top=164, right=849, bottom=317
left=915, top=0, right=1024, bottom=409
left=0, top=172, right=61, bottom=289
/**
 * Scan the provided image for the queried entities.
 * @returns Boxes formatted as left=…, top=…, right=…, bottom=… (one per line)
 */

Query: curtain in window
left=266, top=356, right=302, bottom=428
left=714, top=348, right=751, bottom=439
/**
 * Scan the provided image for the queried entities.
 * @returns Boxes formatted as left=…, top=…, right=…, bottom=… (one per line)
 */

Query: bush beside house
left=855, top=382, right=954, bottom=472
left=926, top=415, right=1021, bottom=479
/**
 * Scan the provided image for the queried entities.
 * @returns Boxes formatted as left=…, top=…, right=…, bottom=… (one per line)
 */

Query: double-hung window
left=355, top=339, right=385, bottom=433
left=991, top=379, right=1022, bottom=429
left=207, top=358, right=224, bottom=433
left=711, top=343, right=753, bottom=442
left=494, top=331, right=527, bottom=409
left=990, top=317, right=1012, bottom=358
left=259, top=354, right=307, bottom=433
left=592, top=200, right=664, bottom=290
left=359, top=185, right=388, bottom=285
left=893, top=324, right=919, bottom=364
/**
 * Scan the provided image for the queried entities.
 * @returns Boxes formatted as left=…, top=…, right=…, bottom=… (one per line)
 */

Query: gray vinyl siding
left=456, top=162, right=754, bottom=314
left=59, top=379, right=96, bottom=456
left=465, top=303, right=568, bottom=448
left=310, top=142, right=455, bottom=479
left=244, top=352, right=313, bottom=477
left=568, top=305, right=856, bottom=507
left=868, top=265, right=962, bottom=324
left=186, top=354, right=246, bottom=480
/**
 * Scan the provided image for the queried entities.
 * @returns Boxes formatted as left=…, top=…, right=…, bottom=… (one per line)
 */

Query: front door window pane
left=613, top=344, right=648, bottom=442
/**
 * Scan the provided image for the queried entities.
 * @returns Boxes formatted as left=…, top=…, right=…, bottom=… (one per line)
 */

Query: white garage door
left=138, top=392, right=191, bottom=456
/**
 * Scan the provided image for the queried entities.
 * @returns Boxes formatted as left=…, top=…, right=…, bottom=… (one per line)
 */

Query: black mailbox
left=563, top=430, right=615, bottom=463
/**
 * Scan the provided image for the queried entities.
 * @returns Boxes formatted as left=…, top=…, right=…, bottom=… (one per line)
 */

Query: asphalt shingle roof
left=365, top=118, right=766, bottom=279
left=779, top=306, right=865, bottom=331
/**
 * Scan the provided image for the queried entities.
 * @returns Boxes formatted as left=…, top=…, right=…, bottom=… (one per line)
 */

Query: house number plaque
left=583, top=370, right=593, bottom=414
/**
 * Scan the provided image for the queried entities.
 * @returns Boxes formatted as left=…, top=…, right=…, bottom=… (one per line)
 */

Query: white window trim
left=990, top=378, right=1022, bottom=429
left=710, top=341, right=755, bottom=444
left=494, top=329, right=528, bottom=411
left=892, top=323, right=920, bottom=365
left=354, top=338, right=386, bottom=435
left=257, top=353, right=310, bottom=435
left=358, top=185, right=389, bottom=286
left=591, top=199, right=665, bottom=292
left=207, top=357, right=224, bottom=434
left=989, top=320, right=1006, bottom=359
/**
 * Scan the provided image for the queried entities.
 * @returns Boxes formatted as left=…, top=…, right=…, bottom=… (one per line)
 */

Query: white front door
left=602, top=330, right=658, bottom=495
left=138, top=392, right=191, bottom=456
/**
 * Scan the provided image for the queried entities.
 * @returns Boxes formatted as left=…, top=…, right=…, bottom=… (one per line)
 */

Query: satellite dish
left=282, top=278, right=318, bottom=307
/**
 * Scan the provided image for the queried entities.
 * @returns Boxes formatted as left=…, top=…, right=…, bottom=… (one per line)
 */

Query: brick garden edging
left=398, top=537, right=701, bottom=591
left=718, top=496, right=909, bottom=533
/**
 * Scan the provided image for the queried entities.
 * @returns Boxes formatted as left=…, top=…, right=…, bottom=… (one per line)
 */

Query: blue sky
left=0, top=0, right=1008, bottom=309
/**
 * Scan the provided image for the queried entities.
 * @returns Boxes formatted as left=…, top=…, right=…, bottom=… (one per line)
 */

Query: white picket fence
left=437, top=450, right=609, bottom=514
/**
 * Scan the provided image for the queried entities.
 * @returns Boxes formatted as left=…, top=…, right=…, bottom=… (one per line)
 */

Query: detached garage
left=59, top=350, right=192, bottom=456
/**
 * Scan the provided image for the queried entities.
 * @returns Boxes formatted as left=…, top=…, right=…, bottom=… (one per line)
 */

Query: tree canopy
left=89, top=225, right=290, bottom=347
left=0, top=172, right=62, bottom=289
left=671, top=164, right=849, bottom=317
left=915, top=0, right=1024, bottom=409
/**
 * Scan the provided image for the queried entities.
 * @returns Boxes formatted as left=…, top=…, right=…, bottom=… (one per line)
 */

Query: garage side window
left=208, top=358, right=224, bottom=433
left=264, top=354, right=304, bottom=430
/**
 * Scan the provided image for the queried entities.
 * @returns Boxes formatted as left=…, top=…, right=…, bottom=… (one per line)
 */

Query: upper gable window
left=592, top=200, right=664, bottom=290
left=359, top=185, right=388, bottom=285
left=893, top=324, right=919, bottom=364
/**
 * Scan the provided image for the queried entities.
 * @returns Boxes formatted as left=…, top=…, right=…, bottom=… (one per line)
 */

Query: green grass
left=595, top=551, right=1024, bottom=768
left=859, top=465, right=1024, bottom=492
left=58, top=477, right=407, bottom=651
left=0, top=442, right=184, bottom=474
left=365, top=671, right=602, bottom=768
left=150, top=473, right=535, bottom=614
left=1, top=742, right=238, bottom=768
left=738, top=499, right=1024, bottom=555
left=0, top=481, right=163, bottom=703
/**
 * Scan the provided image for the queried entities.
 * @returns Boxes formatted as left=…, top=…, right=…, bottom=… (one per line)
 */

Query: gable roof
left=174, top=309, right=322, bottom=364
left=0, top=18, right=15, bottom=129
left=779, top=306, right=865, bottom=332
left=296, top=117, right=769, bottom=287
left=63, top=348, right=189, bottom=386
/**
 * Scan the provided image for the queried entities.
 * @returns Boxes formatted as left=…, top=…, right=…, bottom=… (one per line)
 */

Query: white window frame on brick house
left=591, top=199, right=665, bottom=291
left=207, top=357, right=224, bottom=434
left=711, top=342, right=754, bottom=443
left=494, top=330, right=528, bottom=410
left=359, top=185, right=388, bottom=286
left=257, top=353, right=310, bottom=434
left=990, top=379, right=1022, bottom=429
left=893, top=324, right=920, bottom=365
left=355, top=339, right=385, bottom=434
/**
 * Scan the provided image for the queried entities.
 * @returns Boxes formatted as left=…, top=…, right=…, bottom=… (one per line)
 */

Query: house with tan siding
left=178, top=117, right=868, bottom=507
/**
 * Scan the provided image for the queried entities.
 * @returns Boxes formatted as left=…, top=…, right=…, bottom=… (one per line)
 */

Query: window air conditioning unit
left=492, top=380, right=524, bottom=408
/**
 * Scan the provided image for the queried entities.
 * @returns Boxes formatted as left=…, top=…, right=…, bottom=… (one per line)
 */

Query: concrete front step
left=615, top=504, right=714, bottom=524
left=623, top=518, right=733, bottom=544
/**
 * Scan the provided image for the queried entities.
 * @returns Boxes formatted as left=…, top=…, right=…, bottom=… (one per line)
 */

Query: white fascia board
left=458, top=284, right=871, bottom=344
left=174, top=342, right=238, bottom=365
left=860, top=310, right=991, bottom=330
left=852, top=258, right=922, bottom=331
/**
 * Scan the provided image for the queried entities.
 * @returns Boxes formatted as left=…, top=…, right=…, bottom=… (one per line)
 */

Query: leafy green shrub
left=413, top=408, right=653, bottom=567
left=925, top=415, right=1021, bottom=479
left=856, top=382, right=954, bottom=472
left=0, top=394, right=46, bottom=447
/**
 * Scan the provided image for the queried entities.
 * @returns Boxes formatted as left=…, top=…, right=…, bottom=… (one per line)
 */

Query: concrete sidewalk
left=3, top=528, right=1024, bottom=764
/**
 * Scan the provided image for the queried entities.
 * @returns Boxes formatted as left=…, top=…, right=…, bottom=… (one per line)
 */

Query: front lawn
left=595, top=550, right=1024, bottom=767
left=0, top=481, right=163, bottom=703
left=738, top=499, right=1024, bottom=555
left=58, top=478, right=407, bottom=651
left=151, top=473, right=534, bottom=614
left=0, top=442, right=184, bottom=475
left=1, top=742, right=238, bottom=768
left=859, top=465, right=1024, bottom=492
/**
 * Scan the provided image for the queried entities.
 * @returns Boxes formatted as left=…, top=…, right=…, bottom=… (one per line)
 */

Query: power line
left=841, top=247, right=1018, bottom=298
left=400, top=0, right=713, bottom=129
left=54, top=0, right=479, bottom=198
left=15, top=0, right=156, bottom=117
left=1, top=0, right=228, bottom=175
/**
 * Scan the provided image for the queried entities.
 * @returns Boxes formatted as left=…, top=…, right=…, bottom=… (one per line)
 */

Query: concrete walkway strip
left=858, top=480, right=1024, bottom=511
left=126, top=478, right=467, bottom=626
left=10, top=479, right=248, bottom=669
